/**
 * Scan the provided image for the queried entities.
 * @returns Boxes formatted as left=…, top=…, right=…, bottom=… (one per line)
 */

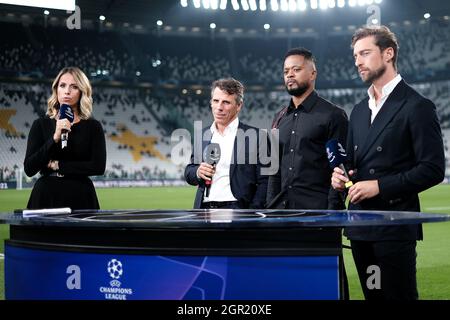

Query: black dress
left=24, top=116, right=106, bottom=210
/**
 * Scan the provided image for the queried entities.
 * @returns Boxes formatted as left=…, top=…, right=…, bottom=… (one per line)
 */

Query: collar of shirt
left=288, top=90, right=318, bottom=113
left=367, top=74, right=402, bottom=122
left=210, top=117, right=239, bottom=136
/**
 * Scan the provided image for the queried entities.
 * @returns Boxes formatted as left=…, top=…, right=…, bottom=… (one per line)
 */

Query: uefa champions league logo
left=100, top=259, right=133, bottom=299
left=107, top=259, right=123, bottom=287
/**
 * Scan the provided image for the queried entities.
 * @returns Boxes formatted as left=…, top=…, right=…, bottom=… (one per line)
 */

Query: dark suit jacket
left=344, top=80, right=445, bottom=241
left=184, top=122, right=268, bottom=209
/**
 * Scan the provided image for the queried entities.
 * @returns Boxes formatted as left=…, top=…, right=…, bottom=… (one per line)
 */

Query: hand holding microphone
left=332, top=167, right=355, bottom=191
left=326, top=139, right=354, bottom=191
left=327, top=139, right=380, bottom=203
left=199, top=143, right=221, bottom=198
left=54, top=119, right=71, bottom=142
left=54, top=104, right=74, bottom=148
left=197, top=163, right=216, bottom=180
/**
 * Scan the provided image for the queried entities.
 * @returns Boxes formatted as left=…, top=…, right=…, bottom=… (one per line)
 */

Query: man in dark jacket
left=184, top=78, right=268, bottom=209
left=332, top=26, right=445, bottom=300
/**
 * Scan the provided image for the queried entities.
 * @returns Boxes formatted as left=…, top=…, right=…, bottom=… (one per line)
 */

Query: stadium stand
left=2, top=80, right=450, bottom=183
left=1, top=18, right=449, bottom=184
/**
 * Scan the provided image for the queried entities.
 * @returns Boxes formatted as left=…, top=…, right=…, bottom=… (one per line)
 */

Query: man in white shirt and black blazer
left=332, top=26, right=445, bottom=300
left=184, top=78, right=268, bottom=209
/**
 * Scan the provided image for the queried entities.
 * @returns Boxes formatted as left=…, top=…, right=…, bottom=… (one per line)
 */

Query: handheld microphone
left=326, top=139, right=353, bottom=188
left=203, top=143, right=221, bottom=198
left=59, top=104, right=74, bottom=149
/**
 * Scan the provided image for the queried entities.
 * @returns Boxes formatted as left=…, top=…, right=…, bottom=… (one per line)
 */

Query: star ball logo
left=108, top=259, right=123, bottom=280
left=100, top=258, right=133, bottom=300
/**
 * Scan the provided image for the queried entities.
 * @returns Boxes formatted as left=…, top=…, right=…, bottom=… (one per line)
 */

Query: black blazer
left=184, top=122, right=269, bottom=209
left=344, top=80, right=445, bottom=241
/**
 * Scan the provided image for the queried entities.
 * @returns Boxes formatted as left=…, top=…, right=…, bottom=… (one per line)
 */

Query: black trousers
left=350, top=240, right=418, bottom=300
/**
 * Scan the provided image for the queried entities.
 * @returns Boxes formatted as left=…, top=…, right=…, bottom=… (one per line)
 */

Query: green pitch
left=1, top=184, right=449, bottom=300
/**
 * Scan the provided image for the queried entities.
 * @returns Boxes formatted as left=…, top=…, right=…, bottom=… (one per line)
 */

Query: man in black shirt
left=267, top=47, right=348, bottom=210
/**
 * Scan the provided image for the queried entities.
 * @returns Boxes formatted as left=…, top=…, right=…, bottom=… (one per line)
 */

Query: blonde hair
left=46, top=67, right=93, bottom=120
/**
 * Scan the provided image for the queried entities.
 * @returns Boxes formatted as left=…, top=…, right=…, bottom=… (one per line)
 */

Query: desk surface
left=1, top=209, right=450, bottom=229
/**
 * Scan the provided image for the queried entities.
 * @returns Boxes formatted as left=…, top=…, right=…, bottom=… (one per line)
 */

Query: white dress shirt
left=204, top=117, right=239, bottom=202
left=367, top=74, right=402, bottom=123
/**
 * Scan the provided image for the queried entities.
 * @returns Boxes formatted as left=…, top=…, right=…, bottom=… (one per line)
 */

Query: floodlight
left=0, top=0, right=75, bottom=10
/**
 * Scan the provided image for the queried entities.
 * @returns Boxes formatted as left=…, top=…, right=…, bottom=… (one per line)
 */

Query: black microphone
left=326, top=139, right=353, bottom=188
left=203, top=143, right=221, bottom=198
left=59, top=104, right=74, bottom=149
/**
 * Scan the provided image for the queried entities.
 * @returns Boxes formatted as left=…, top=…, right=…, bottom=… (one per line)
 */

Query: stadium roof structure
left=0, top=0, right=449, bottom=32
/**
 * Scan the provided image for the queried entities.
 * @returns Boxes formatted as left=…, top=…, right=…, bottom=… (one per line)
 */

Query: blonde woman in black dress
left=24, top=67, right=106, bottom=209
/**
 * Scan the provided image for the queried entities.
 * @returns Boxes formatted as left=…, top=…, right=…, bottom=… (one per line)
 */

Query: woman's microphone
left=59, top=104, right=74, bottom=149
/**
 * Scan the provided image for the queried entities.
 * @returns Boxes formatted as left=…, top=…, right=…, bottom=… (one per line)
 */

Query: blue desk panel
left=5, top=245, right=339, bottom=300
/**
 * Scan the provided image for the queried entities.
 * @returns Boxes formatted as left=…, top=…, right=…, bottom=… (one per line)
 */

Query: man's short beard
left=286, top=82, right=310, bottom=97
left=363, top=65, right=387, bottom=84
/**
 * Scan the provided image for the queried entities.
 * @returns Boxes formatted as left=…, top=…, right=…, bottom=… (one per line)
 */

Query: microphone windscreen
left=203, top=143, right=221, bottom=165
left=59, top=104, right=74, bottom=123
left=326, top=139, right=347, bottom=168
